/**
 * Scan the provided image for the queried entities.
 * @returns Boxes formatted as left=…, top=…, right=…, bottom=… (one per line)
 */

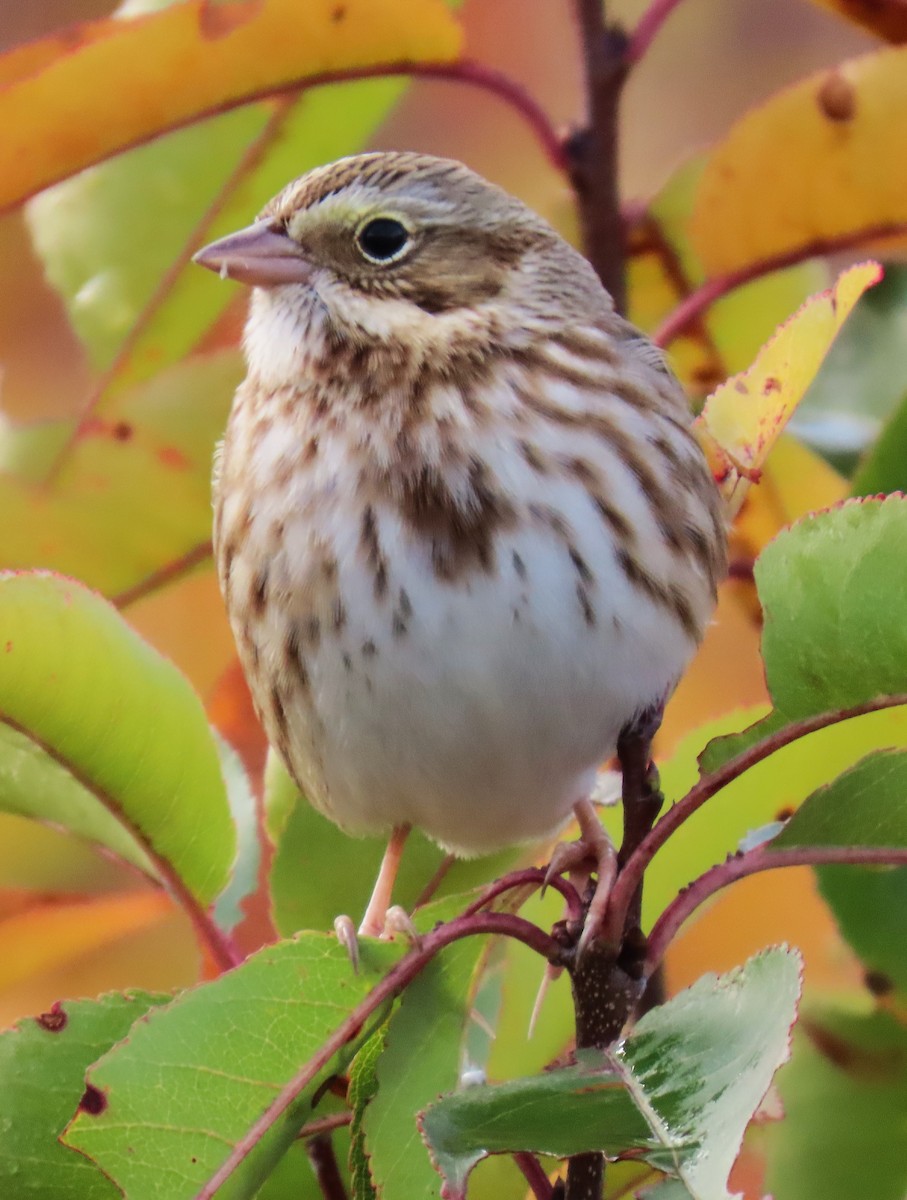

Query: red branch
left=653, top=221, right=907, bottom=349
left=112, top=540, right=213, bottom=609
left=604, top=694, right=907, bottom=942
left=195, top=912, right=562, bottom=1198
left=7, top=58, right=566, bottom=225
left=645, top=843, right=907, bottom=973
left=0, top=714, right=240, bottom=972
left=514, top=1151, right=555, bottom=1200
left=625, top=0, right=687, bottom=64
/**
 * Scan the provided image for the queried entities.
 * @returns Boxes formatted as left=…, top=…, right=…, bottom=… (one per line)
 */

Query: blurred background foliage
left=0, top=2, right=906, bottom=1198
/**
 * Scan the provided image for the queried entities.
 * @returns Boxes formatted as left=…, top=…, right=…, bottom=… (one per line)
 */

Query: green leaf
left=422, top=948, right=802, bottom=1200
left=702, top=496, right=907, bottom=773
left=851, top=386, right=907, bottom=497
left=349, top=1028, right=387, bottom=1200
left=212, top=734, right=261, bottom=935
left=817, top=866, right=907, bottom=998
left=766, top=1007, right=907, bottom=1200
left=597, top=706, right=907, bottom=934
left=363, top=901, right=494, bottom=1200
left=64, top=933, right=404, bottom=1199
left=0, top=722, right=155, bottom=879
left=26, top=107, right=266, bottom=373
left=0, top=572, right=235, bottom=904
left=793, top=264, right=907, bottom=475
left=265, top=755, right=518, bottom=937
left=772, top=750, right=907, bottom=850
left=0, top=991, right=169, bottom=1199
left=27, top=77, right=408, bottom=391
left=0, top=351, right=238, bottom=597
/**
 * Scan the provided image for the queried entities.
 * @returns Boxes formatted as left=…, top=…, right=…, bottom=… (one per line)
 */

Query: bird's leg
left=359, top=824, right=411, bottom=937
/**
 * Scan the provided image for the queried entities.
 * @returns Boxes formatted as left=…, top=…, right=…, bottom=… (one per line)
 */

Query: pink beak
left=193, top=222, right=314, bottom=287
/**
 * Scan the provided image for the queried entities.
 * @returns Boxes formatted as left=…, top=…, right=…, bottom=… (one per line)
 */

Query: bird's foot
left=335, top=902, right=421, bottom=972
left=544, top=797, right=619, bottom=958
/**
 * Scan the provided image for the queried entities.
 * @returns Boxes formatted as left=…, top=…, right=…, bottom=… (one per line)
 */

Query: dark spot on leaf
left=864, top=969, right=894, bottom=997
left=35, top=1002, right=67, bottom=1032
left=158, top=446, right=189, bottom=469
left=817, top=71, right=856, bottom=123
left=79, top=1084, right=108, bottom=1115
left=331, top=3, right=346, bottom=19
left=762, top=377, right=781, bottom=395
left=734, top=380, right=748, bottom=394
left=4, top=641, right=11, bottom=653
left=112, top=421, right=133, bottom=441
left=774, top=806, right=795, bottom=822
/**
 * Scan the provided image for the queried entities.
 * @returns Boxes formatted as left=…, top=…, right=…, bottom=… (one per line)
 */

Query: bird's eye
left=356, top=217, right=410, bottom=263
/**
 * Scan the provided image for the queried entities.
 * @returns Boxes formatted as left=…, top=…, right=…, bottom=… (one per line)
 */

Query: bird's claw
left=383, top=904, right=422, bottom=948
left=545, top=798, right=619, bottom=959
left=334, top=914, right=360, bottom=973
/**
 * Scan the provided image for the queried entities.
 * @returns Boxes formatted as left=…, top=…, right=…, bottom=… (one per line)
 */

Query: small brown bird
left=195, top=152, right=726, bottom=942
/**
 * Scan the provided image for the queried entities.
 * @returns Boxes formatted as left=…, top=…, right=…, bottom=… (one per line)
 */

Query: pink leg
left=359, top=825, right=411, bottom=937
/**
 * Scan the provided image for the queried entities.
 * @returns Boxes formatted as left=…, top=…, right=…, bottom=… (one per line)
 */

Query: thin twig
left=0, top=714, right=241, bottom=972
left=625, top=0, right=687, bottom=64
left=194, top=912, right=563, bottom=1199
left=604, top=693, right=907, bottom=942
left=461, top=867, right=584, bottom=925
left=645, top=844, right=907, bottom=974
left=306, top=1134, right=349, bottom=1200
left=112, top=540, right=214, bottom=609
left=653, top=221, right=907, bottom=348
left=298, top=1112, right=352, bottom=1141
left=514, top=1151, right=555, bottom=1200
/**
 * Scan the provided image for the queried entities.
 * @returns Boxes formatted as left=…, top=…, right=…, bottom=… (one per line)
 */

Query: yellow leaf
left=692, top=47, right=907, bottom=276
left=695, top=262, right=881, bottom=513
left=0, top=0, right=462, bottom=213
left=807, top=0, right=907, bottom=44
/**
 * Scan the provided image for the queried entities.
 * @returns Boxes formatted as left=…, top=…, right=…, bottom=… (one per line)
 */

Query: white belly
left=225, top=471, right=696, bottom=856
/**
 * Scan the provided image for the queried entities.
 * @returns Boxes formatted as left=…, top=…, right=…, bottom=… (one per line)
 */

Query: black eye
left=357, top=217, right=409, bottom=263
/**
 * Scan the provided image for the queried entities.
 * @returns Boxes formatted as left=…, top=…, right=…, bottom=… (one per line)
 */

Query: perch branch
left=605, top=694, right=907, bottom=942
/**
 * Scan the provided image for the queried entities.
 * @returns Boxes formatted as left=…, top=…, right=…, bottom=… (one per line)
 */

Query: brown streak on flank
left=362, top=639, right=377, bottom=658
left=512, top=551, right=527, bottom=580
left=360, top=505, right=389, bottom=600
left=519, top=439, right=551, bottom=473
left=285, top=622, right=302, bottom=668
left=398, top=588, right=413, bottom=619
left=271, top=684, right=291, bottom=758
left=568, top=545, right=594, bottom=584
left=396, top=459, right=515, bottom=583
left=592, top=494, right=633, bottom=541
left=331, top=595, right=346, bottom=631
left=304, top=616, right=321, bottom=648
left=617, top=548, right=699, bottom=640
left=553, top=327, right=619, bottom=366
left=251, top=568, right=269, bottom=616
left=576, top=582, right=596, bottom=627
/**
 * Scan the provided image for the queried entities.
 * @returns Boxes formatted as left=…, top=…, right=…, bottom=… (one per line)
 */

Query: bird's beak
left=193, top=222, right=314, bottom=287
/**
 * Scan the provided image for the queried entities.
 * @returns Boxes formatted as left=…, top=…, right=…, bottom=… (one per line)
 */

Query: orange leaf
left=0, top=890, right=172, bottom=991
left=807, top=0, right=907, bottom=44
left=0, top=0, right=462, bottom=213
left=695, top=262, right=881, bottom=514
left=692, top=47, right=907, bottom=276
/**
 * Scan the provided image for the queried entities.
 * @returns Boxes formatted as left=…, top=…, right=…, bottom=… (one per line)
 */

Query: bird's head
left=194, top=152, right=604, bottom=373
